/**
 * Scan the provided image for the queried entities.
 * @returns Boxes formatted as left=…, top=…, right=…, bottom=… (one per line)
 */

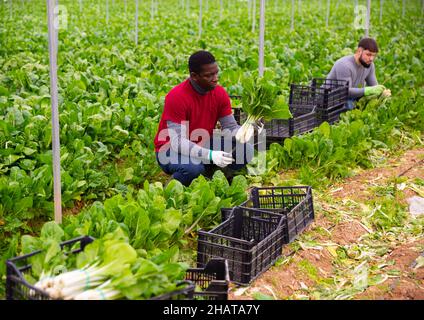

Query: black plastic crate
left=186, top=258, right=230, bottom=300
left=6, top=236, right=195, bottom=300
left=287, top=83, right=320, bottom=136
left=243, top=186, right=315, bottom=243
left=197, top=207, right=287, bottom=285
left=310, top=78, right=349, bottom=124
left=220, top=207, right=234, bottom=222
left=232, top=107, right=247, bottom=127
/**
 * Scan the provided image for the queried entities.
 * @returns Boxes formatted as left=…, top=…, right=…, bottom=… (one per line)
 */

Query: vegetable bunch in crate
left=6, top=230, right=192, bottom=300
left=6, top=228, right=230, bottom=300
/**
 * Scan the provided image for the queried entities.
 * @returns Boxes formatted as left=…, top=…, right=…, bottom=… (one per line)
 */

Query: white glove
left=210, top=150, right=234, bottom=168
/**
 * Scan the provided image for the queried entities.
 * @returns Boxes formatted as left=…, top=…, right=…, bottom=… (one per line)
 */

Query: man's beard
left=359, top=55, right=371, bottom=68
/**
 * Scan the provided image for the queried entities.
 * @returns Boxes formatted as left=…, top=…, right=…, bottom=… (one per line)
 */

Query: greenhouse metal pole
left=9, top=0, right=12, bottom=20
left=380, top=0, right=383, bottom=22
left=220, top=0, right=222, bottom=20
left=198, top=0, right=202, bottom=38
left=252, top=0, right=256, bottom=33
left=402, top=0, right=405, bottom=18
left=79, top=0, right=82, bottom=13
left=135, top=0, right=138, bottom=44
left=125, top=0, right=127, bottom=14
left=54, top=0, right=58, bottom=57
left=106, top=0, right=109, bottom=24
left=365, top=0, right=370, bottom=37
left=187, top=0, right=189, bottom=17
left=291, top=0, right=294, bottom=31
left=248, top=0, right=251, bottom=20
left=326, top=0, right=330, bottom=28
left=258, top=0, right=265, bottom=77
left=46, top=0, right=62, bottom=224
left=298, top=0, right=301, bottom=16
left=151, top=0, right=154, bottom=19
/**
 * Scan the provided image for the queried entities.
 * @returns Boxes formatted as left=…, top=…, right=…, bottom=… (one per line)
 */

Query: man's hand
left=364, top=85, right=385, bottom=96
left=210, top=150, right=234, bottom=168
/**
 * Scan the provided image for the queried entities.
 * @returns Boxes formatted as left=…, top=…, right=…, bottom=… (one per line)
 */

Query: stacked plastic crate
left=197, top=186, right=315, bottom=285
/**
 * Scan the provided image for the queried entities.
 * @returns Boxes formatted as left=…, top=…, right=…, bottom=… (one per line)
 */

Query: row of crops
left=0, top=0, right=423, bottom=298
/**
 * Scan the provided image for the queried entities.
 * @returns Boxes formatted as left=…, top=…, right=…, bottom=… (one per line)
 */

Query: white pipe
left=380, top=0, right=383, bottom=22
left=46, top=0, right=62, bottom=224
left=291, top=0, right=294, bottom=31
left=326, top=0, right=330, bottom=28
left=106, top=0, right=109, bottom=24
left=199, top=0, right=202, bottom=38
left=365, top=0, right=370, bottom=37
left=402, top=0, right=405, bottom=18
left=135, top=0, right=138, bottom=44
left=220, top=0, right=223, bottom=20
left=258, top=0, right=265, bottom=77
left=252, top=0, right=256, bottom=33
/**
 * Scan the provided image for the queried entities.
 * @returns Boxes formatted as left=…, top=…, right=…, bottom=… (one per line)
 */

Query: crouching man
left=154, top=50, right=253, bottom=186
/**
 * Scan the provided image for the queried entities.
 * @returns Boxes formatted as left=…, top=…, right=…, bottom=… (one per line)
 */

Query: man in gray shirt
left=326, top=37, right=386, bottom=109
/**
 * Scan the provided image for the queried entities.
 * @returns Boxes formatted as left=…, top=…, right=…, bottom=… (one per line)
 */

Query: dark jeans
left=346, top=98, right=357, bottom=110
left=156, top=137, right=254, bottom=186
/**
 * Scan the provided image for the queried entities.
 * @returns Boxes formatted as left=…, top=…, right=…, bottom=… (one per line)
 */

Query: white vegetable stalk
left=73, top=280, right=122, bottom=300
left=34, top=260, right=126, bottom=299
left=235, top=115, right=263, bottom=143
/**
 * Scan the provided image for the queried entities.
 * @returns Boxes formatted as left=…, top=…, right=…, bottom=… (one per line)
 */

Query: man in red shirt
left=154, top=51, right=253, bottom=186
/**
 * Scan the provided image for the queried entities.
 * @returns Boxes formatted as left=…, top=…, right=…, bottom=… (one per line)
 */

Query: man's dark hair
left=358, top=37, right=379, bottom=53
left=188, top=51, right=216, bottom=74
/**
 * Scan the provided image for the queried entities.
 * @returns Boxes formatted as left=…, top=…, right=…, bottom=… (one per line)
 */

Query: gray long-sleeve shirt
left=326, top=55, right=378, bottom=99
left=167, top=115, right=240, bottom=161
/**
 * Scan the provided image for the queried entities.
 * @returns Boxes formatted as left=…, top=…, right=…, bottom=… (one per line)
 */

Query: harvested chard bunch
left=33, top=237, right=137, bottom=300
left=236, top=73, right=291, bottom=143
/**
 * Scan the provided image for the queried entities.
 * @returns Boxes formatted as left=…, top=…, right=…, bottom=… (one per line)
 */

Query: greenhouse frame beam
left=46, top=0, right=62, bottom=223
